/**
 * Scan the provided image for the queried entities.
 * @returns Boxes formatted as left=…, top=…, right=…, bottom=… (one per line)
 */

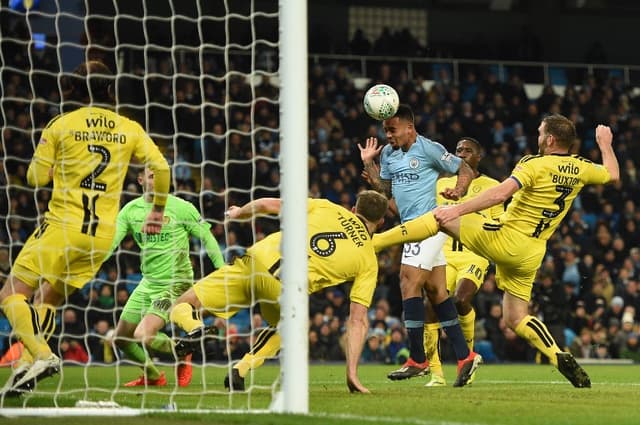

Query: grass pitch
left=0, top=362, right=639, bottom=425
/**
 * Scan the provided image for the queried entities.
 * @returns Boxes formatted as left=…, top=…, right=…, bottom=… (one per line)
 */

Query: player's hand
left=347, top=374, right=370, bottom=394
left=433, top=205, right=460, bottom=225
left=142, top=210, right=164, bottom=234
left=595, top=124, right=613, bottom=148
left=358, top=137, right=383, bottom=163
left=225, top=205, right=242, bottom=220
left=440, top=187, right=462, bottom=201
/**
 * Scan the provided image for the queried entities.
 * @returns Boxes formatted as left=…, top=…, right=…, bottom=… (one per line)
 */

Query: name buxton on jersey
left=73, top=114, right=127, bottom=143
left=551, top=163, right=581, bottom=186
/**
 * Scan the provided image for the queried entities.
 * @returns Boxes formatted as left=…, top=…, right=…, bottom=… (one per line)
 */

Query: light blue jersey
left=380, top=135, right=461, bottom=222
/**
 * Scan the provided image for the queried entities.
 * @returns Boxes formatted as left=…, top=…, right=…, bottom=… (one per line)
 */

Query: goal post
left=277, top=0, right=309, bottom=414
left=0, top=0, right=308, bottom=415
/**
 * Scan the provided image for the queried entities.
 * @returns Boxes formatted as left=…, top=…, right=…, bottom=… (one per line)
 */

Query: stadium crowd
left=1, top=17, right=640, bottom=368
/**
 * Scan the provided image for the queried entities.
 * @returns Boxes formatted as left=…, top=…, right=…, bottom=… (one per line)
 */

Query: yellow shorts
left=193, top=255, right=281, bottom=326
left=444, top=249, right=489, bottom=294
left=12, top=221, right=111, bottom=293
left=459, top=213, right=545, bottom=302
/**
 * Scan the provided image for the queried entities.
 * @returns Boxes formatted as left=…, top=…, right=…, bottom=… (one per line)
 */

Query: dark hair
left=458, top=137, right=483, bottom=152
left=63, top=60, right=114, bottom=104
left=542, top=114, right=577, bottom=149
left=355, top=190, right=388, bottom=223
left=393, top=104, right=414, bottom=124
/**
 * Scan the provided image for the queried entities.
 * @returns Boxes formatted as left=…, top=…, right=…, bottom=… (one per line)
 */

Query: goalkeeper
left=109, top=167, right=224, bottom=387
left=0, top=60, right=170, bottom=396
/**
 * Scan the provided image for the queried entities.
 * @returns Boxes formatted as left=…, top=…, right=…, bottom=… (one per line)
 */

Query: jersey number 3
left=532, top=185, right=572, bottom=238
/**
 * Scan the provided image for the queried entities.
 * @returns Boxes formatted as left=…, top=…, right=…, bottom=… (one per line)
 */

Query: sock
left=515, top=315, right=561, bottom=367
left=35, top=303, right=57, bottom=341
left=234, top=328, right=280, bottom=378
left=148, top=331, right=173, bottom=355
left=373, top=213, right=438, bottom=253
left=1, top=294, right=51, bottom=360
left=18, top=303, right=58, bottom=366
left=170, top=302, right=203, bottom=333
left=434, top=298, right=470, bottom=361
left=424, top=323, right=443, bottom=377
left=120, top=341, right=161, bottom=380
left=403, top=297, right=426, bottom=363
left=459, top=309, right=476, bottom=351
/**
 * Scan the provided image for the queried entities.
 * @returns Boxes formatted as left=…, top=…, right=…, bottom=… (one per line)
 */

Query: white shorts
left=401, top=232, right=447, bottom=271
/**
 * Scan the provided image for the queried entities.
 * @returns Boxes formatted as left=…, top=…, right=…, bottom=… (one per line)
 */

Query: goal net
left=0, top=0, right=308, bottom=415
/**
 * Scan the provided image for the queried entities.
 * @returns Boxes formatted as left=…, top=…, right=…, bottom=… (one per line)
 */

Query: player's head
left=63, top=60, right=114, bottom=104
left=137, top=166, right=155, bottom=195
left=382, top=104, right=416, bottom=151
left=354, top=190, right=388, bottom=230
left=455, top=137, right=483, bottom=170
left=538, top=114, right=577, bottom=154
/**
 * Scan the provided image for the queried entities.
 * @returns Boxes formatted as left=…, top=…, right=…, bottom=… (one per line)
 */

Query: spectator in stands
left=620, top=332, right=640, bottom=362
left=361, top=329, right=387, bottom=363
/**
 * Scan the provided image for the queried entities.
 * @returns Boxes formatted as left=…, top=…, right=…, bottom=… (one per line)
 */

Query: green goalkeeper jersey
left=108, top=194, right=224, bottom=283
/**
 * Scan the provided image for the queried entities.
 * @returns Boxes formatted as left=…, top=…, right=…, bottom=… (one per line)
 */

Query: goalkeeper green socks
left=120, top=341, right=162, bottom=380
left=148, top=331, right=173, bottom=355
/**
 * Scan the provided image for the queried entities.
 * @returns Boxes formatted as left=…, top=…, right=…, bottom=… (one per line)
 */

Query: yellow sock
left=423, top=323, right=443, bottom=377
left=18, top=303, right=57, bottom=366
left=459, top=309, right=476, bottom=352
left=35, top=303, right=57, bottom=340
left=234, top=328, right=280, bottom=378
left=514, top=315, right=561, bottom=367
left=373, top=213, right=438, bottom=253
left=1, top=294, right=51, bottom=360
left=169, top=302, right=203, bottom=333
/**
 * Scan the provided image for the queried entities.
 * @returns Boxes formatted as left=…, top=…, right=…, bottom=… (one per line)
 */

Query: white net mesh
left=0, top=0, right=281, bottom=412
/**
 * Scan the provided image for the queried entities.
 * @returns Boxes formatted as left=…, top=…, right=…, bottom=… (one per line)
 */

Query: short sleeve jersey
left=507, top=154, right=611, bottom=240
left=437, top=173, right=503, bottom=253
left=380, top=134, right=461, bottom=222
left=111, top=195, right=209, bottom=283
left=34, top=106, right=166, bottom=239
left=246, top=199, right=379, bottom=308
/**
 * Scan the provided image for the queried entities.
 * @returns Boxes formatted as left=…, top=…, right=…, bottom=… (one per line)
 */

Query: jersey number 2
left=80, top=144, right=111, bottom=191
left=80, top=145, right=110, bottom=235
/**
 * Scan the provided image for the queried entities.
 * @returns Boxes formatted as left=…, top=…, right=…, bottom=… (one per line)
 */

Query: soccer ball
left=363, top=84, right=399, bottom=121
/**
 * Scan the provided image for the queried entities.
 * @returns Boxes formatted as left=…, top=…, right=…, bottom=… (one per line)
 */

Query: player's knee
left=133, top=327, right=153, bottom=345
left=175, top=288, right=197, bottom=305
left=453, top=294, right=472, bottom=311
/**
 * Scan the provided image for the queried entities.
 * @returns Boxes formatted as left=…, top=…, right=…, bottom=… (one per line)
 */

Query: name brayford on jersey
left=73, top=114, right=127, bottom=144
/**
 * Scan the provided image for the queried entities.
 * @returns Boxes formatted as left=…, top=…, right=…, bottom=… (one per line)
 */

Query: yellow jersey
left=247, top=199, right=379, bottom=308
left=437, top=173, right=503, bottom=253
left=506, top=153, right=610, bottom=240
left=28, top=106, right=169, bottom=239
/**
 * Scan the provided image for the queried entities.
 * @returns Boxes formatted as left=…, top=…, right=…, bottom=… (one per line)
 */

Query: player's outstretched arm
left=441, top=160, right=474, bottom=201
left=345, top=301, right=370, bottom=394
left=226, top=198, right=282, bottom=220
left=595, top=124, right=620, bottom=183
left=435, top=177, right=519, bottom=225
